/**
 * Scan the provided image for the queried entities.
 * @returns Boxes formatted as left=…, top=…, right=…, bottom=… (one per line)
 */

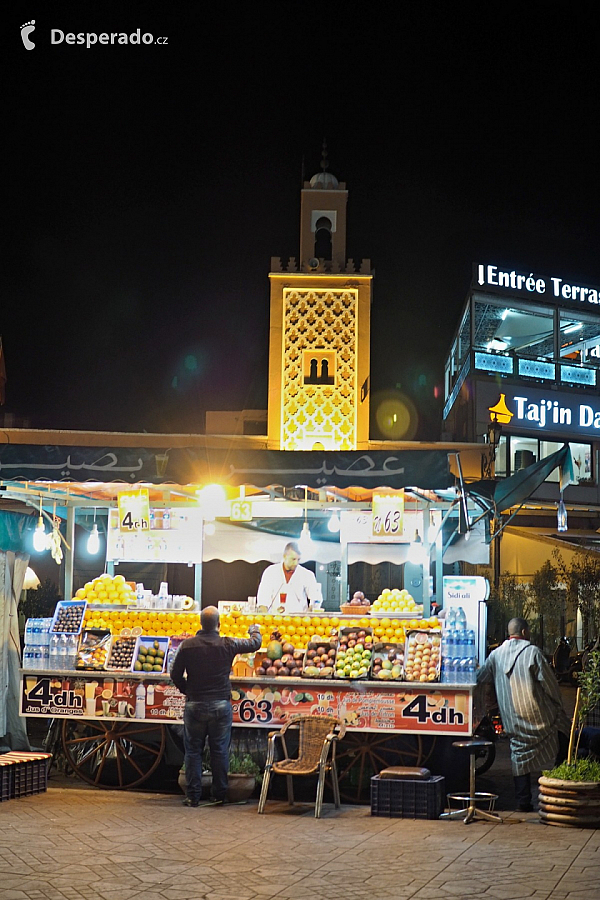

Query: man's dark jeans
left=184, top=699, right=232, bottom=803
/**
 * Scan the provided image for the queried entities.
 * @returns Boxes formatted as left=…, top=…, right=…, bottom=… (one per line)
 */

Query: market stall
left=4, top=440, right=490, bottom=794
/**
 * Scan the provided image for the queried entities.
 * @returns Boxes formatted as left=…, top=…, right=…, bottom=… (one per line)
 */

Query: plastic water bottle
left=466, top=629, right=476, bottom=661
left=58, top=633, right=69, bottom=668
left=40, top=645, right=49, bottom=670
left=446, top=607, right=457, bottom=629
left=455, top=606, right=467, bottom=630
left=25, top=618, right=34, bottom=646
left=49, top=633, right=60, bottom=669
left=466, top=659, right=476, bottom=684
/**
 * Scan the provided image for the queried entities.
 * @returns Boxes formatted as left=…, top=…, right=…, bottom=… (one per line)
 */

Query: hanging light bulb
left=557, top=494, right=568, bottom=532
left=33, top=497, right=47, bottom=552
left=87, top=508, right=100, bottom=554
left=87, top=523, right=100, bottom=555
left=407, top=529, right=427, bottom=565
left=328, top=512, right=340, bottom=533
left=299, top=521, right=312, bottom=555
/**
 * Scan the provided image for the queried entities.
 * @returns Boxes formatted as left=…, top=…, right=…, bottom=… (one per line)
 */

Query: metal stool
left=440, top=740, right=502, bottom=824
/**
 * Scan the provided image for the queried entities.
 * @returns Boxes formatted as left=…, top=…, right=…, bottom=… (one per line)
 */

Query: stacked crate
left=0, top=751, right=51, bottom=801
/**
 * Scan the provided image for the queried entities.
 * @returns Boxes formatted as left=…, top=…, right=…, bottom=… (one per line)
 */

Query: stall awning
left=466, top=444, right=574, bottom=517
left=0, top=445, right=453, bottom=490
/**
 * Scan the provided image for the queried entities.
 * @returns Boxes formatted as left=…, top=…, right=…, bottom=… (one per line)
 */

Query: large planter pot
left=227, top=774, right=256, bottom=803
left=538, top=775, right=600, bottom=828
left=178, top=769, right=213, bottom=797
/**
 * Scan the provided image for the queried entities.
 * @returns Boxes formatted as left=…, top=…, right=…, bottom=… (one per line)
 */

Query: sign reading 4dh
left=118, top=489, right=150, bottom=532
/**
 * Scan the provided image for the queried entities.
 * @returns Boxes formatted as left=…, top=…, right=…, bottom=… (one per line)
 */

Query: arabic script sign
left=0, top=447, right=452, bottom=489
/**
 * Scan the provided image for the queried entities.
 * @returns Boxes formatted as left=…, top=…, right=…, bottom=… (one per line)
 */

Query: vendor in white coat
left=257, top=541, right=319, bottom=613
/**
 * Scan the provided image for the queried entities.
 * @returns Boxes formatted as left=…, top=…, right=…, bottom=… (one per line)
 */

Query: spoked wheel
left=61, top=719, right=166, bottom=789
left=333, top=732, right=437, bottom=802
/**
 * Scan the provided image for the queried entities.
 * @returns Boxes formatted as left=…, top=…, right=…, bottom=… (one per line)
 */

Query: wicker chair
left=257, top=714, right=346, bottom=818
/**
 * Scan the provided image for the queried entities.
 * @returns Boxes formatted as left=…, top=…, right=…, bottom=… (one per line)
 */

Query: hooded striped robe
left=477, top=638, right=571, bottom=775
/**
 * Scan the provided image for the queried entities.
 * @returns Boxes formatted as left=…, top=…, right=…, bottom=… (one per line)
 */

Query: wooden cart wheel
left=332, top=732, right=437, bottom=803
left=61, top=719, right=166, bottom=790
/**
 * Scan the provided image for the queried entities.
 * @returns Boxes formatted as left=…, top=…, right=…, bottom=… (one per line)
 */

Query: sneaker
left=182, top=798, right=200, bottom=808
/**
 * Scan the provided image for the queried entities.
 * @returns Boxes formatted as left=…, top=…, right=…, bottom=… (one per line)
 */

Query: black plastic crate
left=371, top=775, right=445, bottom=819
left=0, top=765, right=12, bottom=802
left=13, top=758, right=49, bottom=798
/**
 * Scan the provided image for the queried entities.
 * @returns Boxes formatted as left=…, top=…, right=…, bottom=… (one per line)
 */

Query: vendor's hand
left=249, top=624, right=261, bottom=634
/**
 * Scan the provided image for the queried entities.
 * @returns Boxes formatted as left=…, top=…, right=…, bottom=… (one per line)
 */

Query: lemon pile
left=372, top=588, right=423, bottom=614
left=74, top=573, right=136, bottom=606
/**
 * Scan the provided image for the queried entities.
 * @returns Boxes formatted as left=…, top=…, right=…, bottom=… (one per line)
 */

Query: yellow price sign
left=118, top=489, right=150, bottom=532
left=230, top=499, right=252, bottom=522
left=372, top=491, right=404, bottom=540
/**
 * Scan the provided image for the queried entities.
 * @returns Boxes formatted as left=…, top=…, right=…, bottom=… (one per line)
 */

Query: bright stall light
left=87, top=523, right=100, bottom=555
left=328, top=513, right=340, bottom=533
left=33, top=516, right=48, bottom=552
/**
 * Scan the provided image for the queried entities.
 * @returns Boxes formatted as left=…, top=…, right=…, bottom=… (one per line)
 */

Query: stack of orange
left=83, top=607, right=201, bottom=637
left=218, top=613, right=342, bottom=650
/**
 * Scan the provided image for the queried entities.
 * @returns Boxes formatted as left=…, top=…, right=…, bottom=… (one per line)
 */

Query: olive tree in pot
left=539, top=649, right=600, bottom=827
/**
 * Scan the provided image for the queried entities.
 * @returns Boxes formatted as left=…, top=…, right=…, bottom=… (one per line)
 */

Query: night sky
left=5, top=3, right=600, bottom=440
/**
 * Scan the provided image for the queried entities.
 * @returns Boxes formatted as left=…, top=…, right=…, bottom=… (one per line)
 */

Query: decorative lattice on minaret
left=281, top=288, right=357, bottom=451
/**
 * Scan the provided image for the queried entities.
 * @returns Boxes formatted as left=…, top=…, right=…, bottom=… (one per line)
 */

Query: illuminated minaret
left=267, top=144, right=373, bottom=450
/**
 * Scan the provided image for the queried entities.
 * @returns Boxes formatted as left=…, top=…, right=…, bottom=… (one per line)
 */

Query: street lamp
left=482, top=417, right=503, bottom=479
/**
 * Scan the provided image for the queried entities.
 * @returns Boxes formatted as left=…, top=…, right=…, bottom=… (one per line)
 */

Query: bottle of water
left=466, top=659, right=477, bottom=684
left=67, top=634, right=79, bottom=669
left=455, top=606, right=467, bottom=631
left=466, top=629, right=476, bottom=661
left=446, top=607, right=457, bottom=629
left=449, top=658, right=459, bottom=684
left=58, top=633, right=69, bottom=668
left=49, top=633, right=60, bottom=669
left=441, top=627, right=451, bottom=660
left=40, top=645, right=49, bottom=670
left=22, top=643, right=33, bottom=668
left=25, top=618, right=34, bottom=646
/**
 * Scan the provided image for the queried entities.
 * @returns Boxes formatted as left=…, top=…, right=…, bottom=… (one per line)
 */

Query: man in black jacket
left=171, top=606, right=261, bottom=807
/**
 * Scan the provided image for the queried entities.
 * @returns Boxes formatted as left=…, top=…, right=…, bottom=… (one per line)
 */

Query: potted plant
left=227, top=752, right=261, bottom=802
left=539, top=649, right=600, bottom=827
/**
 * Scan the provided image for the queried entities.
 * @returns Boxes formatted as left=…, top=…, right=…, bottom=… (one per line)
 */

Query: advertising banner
left=21, top=672, right=471, bottom=735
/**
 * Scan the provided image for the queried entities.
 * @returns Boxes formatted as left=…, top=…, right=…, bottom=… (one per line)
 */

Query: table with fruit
left=22, top=583, right=474, bottom=737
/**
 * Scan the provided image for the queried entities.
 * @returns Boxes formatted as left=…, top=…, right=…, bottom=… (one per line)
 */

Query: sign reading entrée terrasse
left=475, top=264, right=600, bottom=308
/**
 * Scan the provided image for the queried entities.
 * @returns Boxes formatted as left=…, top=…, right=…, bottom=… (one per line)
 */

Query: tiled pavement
left=1, top=781, right=598, bottom=900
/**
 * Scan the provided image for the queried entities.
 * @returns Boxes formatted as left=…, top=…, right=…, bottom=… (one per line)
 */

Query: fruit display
left=134, top=638, right=168, bottom=672
left=52, top=601, right=86, bottom=633
left=74, top=573, right=136, bottom=606
left=76, top=629, right=111, bottom=670
left=334, top=628, right=373, bottom=679
left=83, top=607, right=200, bottom=637
left=371, top=643, right=404, bottom=680
left=255, top=629, right=305, bottom=677
left=218, top=611, right=343, bottom=649
left=107, top=636, right=137, bottom=671
left=404, top=629, right=442, bottom=682
left=371, top=588, right=422, bottom=615
left=302, top=640, right=337, bottom=678
left=341, top=590, right=371, bottom=613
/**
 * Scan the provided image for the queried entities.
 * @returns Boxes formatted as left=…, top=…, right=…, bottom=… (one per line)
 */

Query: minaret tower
left=267, top=145, right=373, bottom=451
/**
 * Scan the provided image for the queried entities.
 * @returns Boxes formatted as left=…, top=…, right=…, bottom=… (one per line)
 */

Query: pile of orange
left=83, top=608, right=200, bottom=637
left=219, top=613, right=344, bottom=649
